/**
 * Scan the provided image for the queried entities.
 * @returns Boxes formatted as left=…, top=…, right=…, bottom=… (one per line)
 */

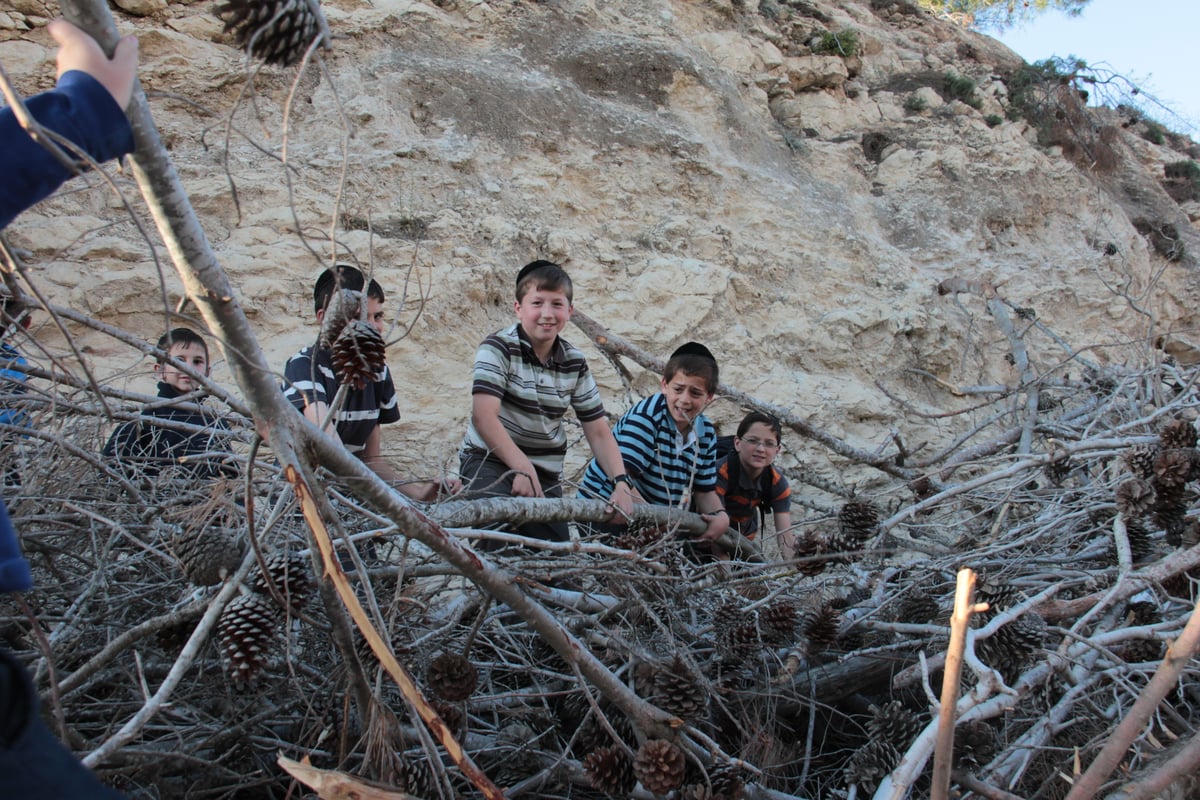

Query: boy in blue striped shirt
left=580, top=343, right=730, bottom=545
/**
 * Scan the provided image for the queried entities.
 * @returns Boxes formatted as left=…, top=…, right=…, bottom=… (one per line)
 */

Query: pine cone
left=792, top=532, right=829, bottom=575
left=431, top=699, right=464, bottom=733
left=894, top=590, right=940, bottom=624
left=171, top=525, right=245, bottom=586
left=1115, top=479, right=1156, bottom=517
left=250, top=550, right=311, bottom=611
left=1120, top=601, right=1164, bottom=663
left=332, top=319, right=387, bottom=391
left=397, top=757, right=434, bottom=799
left=760, top=598, right=799, bottom=645
left=838, top=499, right=880, bottom=546
left=1153, top=449, right=1194, bottom=489
left=215, top=0, right=327, bottom=67
left=802, top=602, right=842, bottom=650
left=652, top=655, right=704, bottom=720
left=1159, top=418, right=1198, bottom=450
left=976, top=614, right=1047, bottom=681
left=844, top=737, right=901, bottom=792
left=614, top=523, right=667, bottom=552
left=217, top=593, right=279, bottom=684
left=633, top=739, right=687, bottom=795
left=1153, top=483, right=1190, bottom=545
left=573, top=702, right=635, bottom=755
left=954, top=720, right=999, bottom=767
left=1124, top=516, right=1156, bottom=563
left=909, top=475, right=937, bottom=503
left=583, top=745, right=637, bottom=796
left=426, top=652, right=478, bottom=701
left=1183, top=519, right=1200, bottom=548
left=866, top=700, right=922, bottom=745
left=1124, top=444, right=1158, bottom=479
left=709, top=762, right=747, bottom=799
left=711, top=599, right=747, bottom=640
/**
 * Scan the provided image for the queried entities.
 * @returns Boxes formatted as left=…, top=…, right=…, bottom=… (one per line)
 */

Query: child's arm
left=773, top=511, right=794, bottom=558
left=471, top=393, right=543, bottom=497
left=0, top=20, right=138, bottom=230
left=580, top=417, right=637, bottom=519
left=693, top=489, right=730, bottom=542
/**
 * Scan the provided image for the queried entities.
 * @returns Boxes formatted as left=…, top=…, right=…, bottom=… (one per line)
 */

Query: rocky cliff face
left=3, top=0, right=1198, bottom=487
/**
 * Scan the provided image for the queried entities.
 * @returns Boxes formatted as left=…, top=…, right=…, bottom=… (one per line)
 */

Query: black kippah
left=670, top=341, right=716, bottom=364
left=516, top=260, right=559, bottom=289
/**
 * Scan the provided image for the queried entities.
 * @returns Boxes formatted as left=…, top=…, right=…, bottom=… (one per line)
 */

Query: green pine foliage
left=943, top=72, right=983, bottom=109
left=812, top=29, right=860, bottom=57
left=917, top=0, right=1091, bottom=30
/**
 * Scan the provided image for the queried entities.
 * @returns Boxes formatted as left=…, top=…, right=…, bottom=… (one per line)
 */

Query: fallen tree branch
left=570, top=311, right=916, bottom=479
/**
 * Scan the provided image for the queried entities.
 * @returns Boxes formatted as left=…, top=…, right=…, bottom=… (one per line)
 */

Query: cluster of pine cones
left=792, top=499, right=880, bottom=575
left=1117, top=418, right=1200, bottom=554
left=216, top=551, right=312, bottom=685
left=584, top=739, right=744, bottom=799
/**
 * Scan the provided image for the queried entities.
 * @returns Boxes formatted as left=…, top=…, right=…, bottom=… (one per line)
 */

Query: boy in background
left=460, top=260, right=634, bottom=542
left=716, top=411, right=793, bottom=556
left=283, top=264, right=457, bottom=502
left=580, top=342, right=730, bottom=546
left=103, top=327, right=235, bottom=481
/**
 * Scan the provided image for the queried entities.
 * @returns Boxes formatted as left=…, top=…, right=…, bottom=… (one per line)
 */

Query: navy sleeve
left=0, top=70, right=134, bottom=230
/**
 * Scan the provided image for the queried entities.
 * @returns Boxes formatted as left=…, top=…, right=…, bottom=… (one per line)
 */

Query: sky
left=992, top=0, right=1200, bottom=136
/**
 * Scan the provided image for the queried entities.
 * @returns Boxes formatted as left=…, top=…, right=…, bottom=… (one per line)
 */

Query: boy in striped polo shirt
left=580, top=343, right=730, bottom=546
left=459, top=260, right=635, bottom=542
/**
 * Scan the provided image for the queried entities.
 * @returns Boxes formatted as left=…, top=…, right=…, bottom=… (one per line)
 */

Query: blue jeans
left=0, top=647, right=125, bottom=799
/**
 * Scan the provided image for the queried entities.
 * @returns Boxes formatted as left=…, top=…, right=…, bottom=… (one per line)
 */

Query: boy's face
left=365, top=297, right=385, bottom=335
left=155, top=341, right=209, bottom=393
left=316, top=296, right=386, bottom=335
left=660, top=372, right=714, bottom=432
left=735, top=421, right=781, bottom=472
left=514, top=287, right=572, bottom=351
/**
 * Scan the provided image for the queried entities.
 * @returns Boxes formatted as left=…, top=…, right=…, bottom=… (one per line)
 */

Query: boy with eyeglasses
left=716, top=411, right=793, bottom=555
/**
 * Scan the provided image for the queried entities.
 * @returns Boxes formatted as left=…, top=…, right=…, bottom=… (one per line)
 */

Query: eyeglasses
left=740, top=436, right=780, bottom=451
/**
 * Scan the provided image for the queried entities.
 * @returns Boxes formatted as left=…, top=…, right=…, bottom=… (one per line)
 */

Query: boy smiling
left=580, top=342, right=730, bottom=545
left=460, top=260, right=634, bottom=542
left=103, top=328, right=235, bottom=481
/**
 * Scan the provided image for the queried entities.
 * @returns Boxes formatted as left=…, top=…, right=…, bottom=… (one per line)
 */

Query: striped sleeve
left=769, top=469, right=792, bottom=513
left=282, top=348, right=328, bottom=410
left=470, top=335, right=512, bottom=399
left=377, top=366, right=400, bottom=425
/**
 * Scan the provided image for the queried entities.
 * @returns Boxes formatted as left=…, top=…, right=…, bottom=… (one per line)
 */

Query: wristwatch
left=613, top=474, right=632, bottom=487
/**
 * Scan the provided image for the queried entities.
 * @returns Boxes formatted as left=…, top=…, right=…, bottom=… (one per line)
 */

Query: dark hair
left=314, top=264, right=384, bottom=315
left=664, top=342, right=719, bottom=394
left=515, top=260, right=573, bottom=303
left=736, top=411, right=782, bottom=442
left=155, top=328, right=209, bottom=363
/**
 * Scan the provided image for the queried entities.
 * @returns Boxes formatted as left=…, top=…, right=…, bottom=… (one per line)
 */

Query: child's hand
left=699, top=510, right=730, bottom=542
left=49, top=19, right=139, bottom=109
left=606, top=483, right=637, bottom=524
left=511, top=470, right=542, bottom=498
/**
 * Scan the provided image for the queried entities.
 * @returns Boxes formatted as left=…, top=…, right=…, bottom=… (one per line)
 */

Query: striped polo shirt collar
left=513, top=323, right=566, bottom=368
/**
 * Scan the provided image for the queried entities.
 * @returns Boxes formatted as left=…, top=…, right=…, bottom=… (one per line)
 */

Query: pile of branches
left=4, top=5, right=1197, bottom=800
left=3, top=307, right=1200, bottom=800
